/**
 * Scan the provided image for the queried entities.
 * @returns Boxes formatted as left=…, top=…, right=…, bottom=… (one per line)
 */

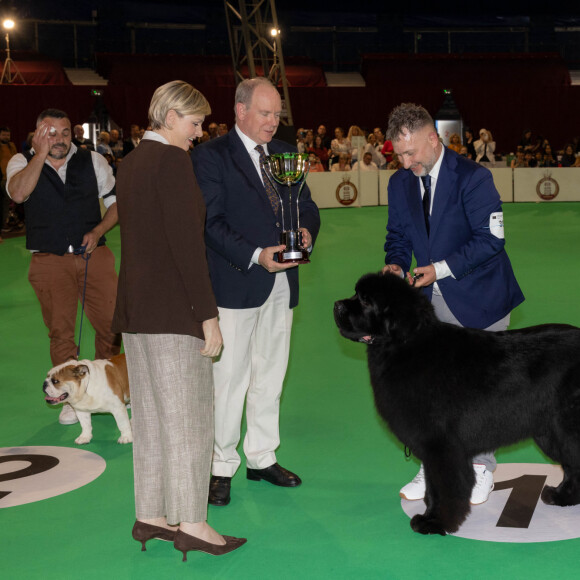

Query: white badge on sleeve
left=489, top=212, right=504, bottom=239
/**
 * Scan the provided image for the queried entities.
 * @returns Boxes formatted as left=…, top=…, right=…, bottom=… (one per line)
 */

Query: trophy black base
left=278, top=230, right=310, bottom=264
left=277, top=249, right=310, bottom=264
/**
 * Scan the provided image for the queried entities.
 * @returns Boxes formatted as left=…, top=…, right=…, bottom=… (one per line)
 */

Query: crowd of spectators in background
left=2, top=120, right=580, bottom=238
left=508, top=129, right=580, bottom=168
left=294, top=124, right=580, bottom=172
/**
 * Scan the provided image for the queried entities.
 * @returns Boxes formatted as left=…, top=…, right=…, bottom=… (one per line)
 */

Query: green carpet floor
left=2, top=204, right=580, bottom=579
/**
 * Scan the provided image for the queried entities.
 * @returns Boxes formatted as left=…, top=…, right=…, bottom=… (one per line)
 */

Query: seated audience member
left=296, top=128, right=307, bottom=153
left=218, top=123, right=228, bottom=136
left=352, top=151, right=378, bottom=171
left=544, top=144, right=562, bottom=167
left=348, top=125, right=365, bottom=163
left=97, top=131, right=113, bottom=157
left=463, top=127, right=476, bottom=160
left=534, top=151, right=544, bottom=167
left=365, top=133, right=386, bottom=168
left=511, top=150, right=527, bottom=168
left=573, top=155, right=580, bottom=167
left=309, top=134, right=329, bottom=169
left=102, top=153, right=116, bottom=174
left=447, top=133, right=462, bottom=153
left=22, top=132, right=34, bottom=155
left=527, top=151, right=539, bottom=167
left=317, top=124, right=332, bottom=149
left=72, top=125, right=95, bottom=151
left=544, top=145, right=557, bottom=167
left=307, top=154, right=325, bottom=172
left=519, top=129, right=535, bottom=152
left=474, top=128, right=496, bottom=167
left=546, top=155, right=558, bottom=168
left=331, top=153, right=351, bottom=172
left=303, top=129, right=314, bottom=151
left=123, top=124, right=141, bottom=156
left=459, top=146, right=469, bottom=157
left=373, top=127, right=385, bottom=149
left=109, top=129, right=123, bottom=159
left=561, top=144, right=576, bottom=167
left=208, top=122, right=219, bottom=139
left=330, top=127, right=351, bottom=167
left=381, top=138, right=394, bottom=165
left=387, top=156, right=402, bottom=170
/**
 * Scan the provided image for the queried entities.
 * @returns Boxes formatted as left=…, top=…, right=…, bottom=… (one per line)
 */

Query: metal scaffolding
left=224, top=0, right=293, bottom=126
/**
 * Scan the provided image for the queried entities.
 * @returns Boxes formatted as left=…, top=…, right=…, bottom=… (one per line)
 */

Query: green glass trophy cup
left=262, top=152, right=311, bottom=264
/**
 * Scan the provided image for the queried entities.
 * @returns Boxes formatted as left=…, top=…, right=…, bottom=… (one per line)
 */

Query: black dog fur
left=334, top=272, right=580, bottom=535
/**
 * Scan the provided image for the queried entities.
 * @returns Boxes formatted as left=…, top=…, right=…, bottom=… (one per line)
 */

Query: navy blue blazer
left=191, top=129, right=320, bottom=309
left=385, top=148, right=524, bottom=329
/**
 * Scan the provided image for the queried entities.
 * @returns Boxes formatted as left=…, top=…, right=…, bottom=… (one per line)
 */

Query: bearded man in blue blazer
left=383, top=103, right=524, bottom=506
left=191, top=78, right=320, bottom=506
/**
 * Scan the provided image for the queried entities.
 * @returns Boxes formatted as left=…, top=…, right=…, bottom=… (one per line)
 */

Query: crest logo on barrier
left=336, top=176, right=358, bottom=206
left=536, top=171, right=559, bottom=201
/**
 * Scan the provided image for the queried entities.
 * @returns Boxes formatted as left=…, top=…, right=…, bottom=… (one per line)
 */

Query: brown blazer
left=112, top=139, right=218, bottom=339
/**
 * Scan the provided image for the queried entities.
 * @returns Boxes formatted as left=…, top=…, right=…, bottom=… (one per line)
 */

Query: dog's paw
left=541, top=484, right=580, bottom=506
left=75, top=434, right=92, bottom=445
left=410, top=514, right=448, bottom=536
left=117, top=433, right=133, bottom=444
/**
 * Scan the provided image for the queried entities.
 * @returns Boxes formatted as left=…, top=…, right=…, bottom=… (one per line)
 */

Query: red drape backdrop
left=0, top=52, right=579, bottom=154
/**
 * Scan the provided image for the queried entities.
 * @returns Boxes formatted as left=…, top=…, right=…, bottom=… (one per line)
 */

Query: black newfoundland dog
left=334, top=272, right=580, bottom=536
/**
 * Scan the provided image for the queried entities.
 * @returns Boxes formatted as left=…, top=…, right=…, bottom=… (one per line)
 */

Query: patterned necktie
left=255, top=145, right=280, bottom=215
left=420, top=174, right=431, bottom=236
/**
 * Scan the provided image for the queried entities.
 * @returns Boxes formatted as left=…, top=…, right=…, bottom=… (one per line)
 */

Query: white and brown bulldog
left=43, top=353, right=132, bottom=445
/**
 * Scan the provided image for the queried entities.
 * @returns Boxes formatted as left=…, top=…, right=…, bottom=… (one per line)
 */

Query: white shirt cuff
left=251, top=247, right=263, bottom=267
left=433, top=260, right=454, bottom=280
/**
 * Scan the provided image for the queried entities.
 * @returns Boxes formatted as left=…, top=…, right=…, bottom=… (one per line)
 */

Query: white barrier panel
left=306, top=170, right=379, bottom=209
left=379, top=170, right=396, bottom=205
left=514, top=168, right=580, bottom=202
left=381, top=169, right=511, bottom=206
left=489, top=168, right=513, bottom=203
left=306, top=167, right=580, bottom=208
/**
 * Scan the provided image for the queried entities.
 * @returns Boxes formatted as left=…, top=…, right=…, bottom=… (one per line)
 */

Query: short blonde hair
left=148, top=80, right=211, bottom=130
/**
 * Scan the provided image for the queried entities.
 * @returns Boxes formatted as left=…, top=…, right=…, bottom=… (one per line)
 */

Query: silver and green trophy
left=261, top=152, right=311, bottom=264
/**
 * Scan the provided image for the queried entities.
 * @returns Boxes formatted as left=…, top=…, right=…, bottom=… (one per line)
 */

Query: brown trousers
left=28, top=246, right=121, bottom=365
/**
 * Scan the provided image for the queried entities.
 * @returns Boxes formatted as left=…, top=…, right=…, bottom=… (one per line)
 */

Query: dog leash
left=76, top=252, right=92, bottom=359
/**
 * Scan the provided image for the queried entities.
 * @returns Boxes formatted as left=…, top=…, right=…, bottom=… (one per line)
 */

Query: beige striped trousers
left=123, top=332, right=213, bottom=525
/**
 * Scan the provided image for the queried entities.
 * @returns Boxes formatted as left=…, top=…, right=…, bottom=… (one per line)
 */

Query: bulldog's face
left=43, top=361, right=89, bottom=406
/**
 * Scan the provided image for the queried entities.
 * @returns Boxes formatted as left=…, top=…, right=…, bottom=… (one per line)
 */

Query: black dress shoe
left=246, top=463, right=302, bottom=487
left=209, top=476, right=232, bottom=506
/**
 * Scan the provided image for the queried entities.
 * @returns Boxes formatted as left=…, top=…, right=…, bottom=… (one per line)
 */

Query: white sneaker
left=400, top=465, right=426, bottom=500
left=400, top=463, right=494, bottom=504
left=470, top=463, right=494, bottom=505
left=59, top=403, right=79, bottom=425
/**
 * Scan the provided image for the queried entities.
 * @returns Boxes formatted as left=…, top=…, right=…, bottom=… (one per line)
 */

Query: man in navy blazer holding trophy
left=192, top=77, right=320, bottom=506
left=383, top=103, right=524, bottom=505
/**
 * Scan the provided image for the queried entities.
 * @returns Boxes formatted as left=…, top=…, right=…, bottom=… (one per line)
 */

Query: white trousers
left=212, top=273, right=293, bottom=477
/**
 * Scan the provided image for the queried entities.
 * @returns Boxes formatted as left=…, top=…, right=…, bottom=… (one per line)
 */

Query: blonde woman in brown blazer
left=113, top=81, right=246, bottom=560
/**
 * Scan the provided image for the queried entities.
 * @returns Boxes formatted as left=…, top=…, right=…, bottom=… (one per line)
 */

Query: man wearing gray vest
left=7, top=109, right=121, bottom=426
